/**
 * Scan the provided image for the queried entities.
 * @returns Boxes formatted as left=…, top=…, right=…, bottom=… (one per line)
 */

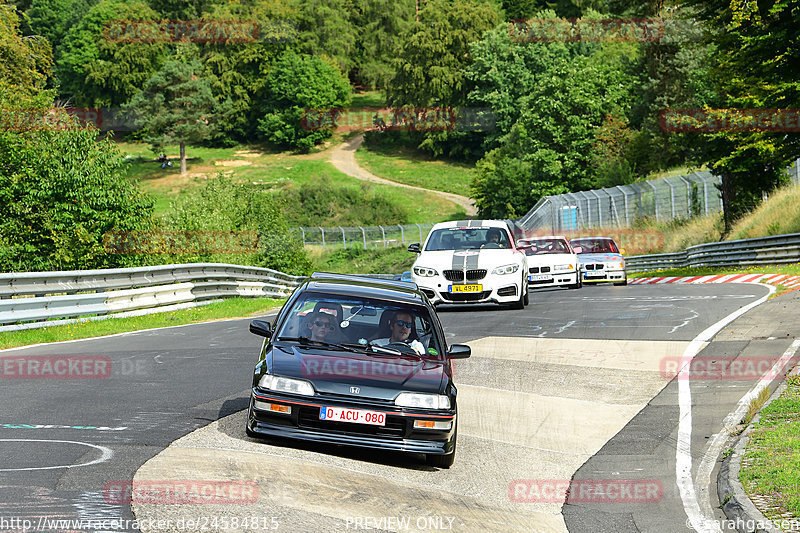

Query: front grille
left=466, top=269, right=486, bottom=281
left=584, top=264, right=604, bottom=270
left=529, top=278, right=554, bottom=285
left=443, top=269, right=487, bottom=282
left=440, top=291, right=492, bottom=302
left=297, top=406, right=405, bottom=437
left=443, top=270, right=463, bottom=282
left=529, top=266, right=551, bottom=274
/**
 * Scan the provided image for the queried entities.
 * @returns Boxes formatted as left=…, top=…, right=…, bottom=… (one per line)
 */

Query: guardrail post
left=300, top=227, right=306, bottom=246
left=416, top=223, right=422, bottom=242
left=340, top=226, right=346, bottom=249
left=319, top=227, right=325, bottom=249
left=398, top=224, right=405, bottom=245
left=665, top=177, right=676, bottom=220
left=615, top=186, right=630, bottom=226
left=379, top=225, right=386, bottom=248
left=361, top=226, right=367, bottom=250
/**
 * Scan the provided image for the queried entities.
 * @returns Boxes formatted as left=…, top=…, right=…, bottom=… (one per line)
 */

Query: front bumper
left=413, top=274, right=522, bottom=305
left=246, top=391, right=456, bottom=455
left=527, top=270, right=579, bottom=288
left=581, top=268, right=626, bottom=283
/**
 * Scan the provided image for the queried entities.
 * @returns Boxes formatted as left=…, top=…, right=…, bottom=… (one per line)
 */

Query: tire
left=569, top=277, right=582, bottom=289
left=523, top=284, right=529, bottom=306
left=426, top=430, right=456, bottom=468
left=613, top=279, right=628, bottom=286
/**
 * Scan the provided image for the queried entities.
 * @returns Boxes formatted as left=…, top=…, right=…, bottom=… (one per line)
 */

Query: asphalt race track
left=1, top=282, right=793, bottom=533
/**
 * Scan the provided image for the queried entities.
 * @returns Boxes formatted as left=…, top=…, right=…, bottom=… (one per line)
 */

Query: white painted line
left=0, top=439, right=113, bottom=471
left=676, top=283, right=775, bottom=533
left=694, top=338, right=800, bottom=531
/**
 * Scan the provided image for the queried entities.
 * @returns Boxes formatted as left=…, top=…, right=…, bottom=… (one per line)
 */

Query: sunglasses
left=394, top=320, right=413, bottom=328
left=313, top=320, right=334, bottom=330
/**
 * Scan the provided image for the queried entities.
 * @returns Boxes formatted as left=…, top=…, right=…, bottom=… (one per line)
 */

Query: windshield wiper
left=275, top=336, right=358, bottom=353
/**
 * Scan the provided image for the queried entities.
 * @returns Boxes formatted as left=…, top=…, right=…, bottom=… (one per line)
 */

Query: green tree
left=0, top=4, right=53, bottom=104
left=256, top=50, right=351, bottom=150
left=25, top=0, right=94, bottom=60
left=294, top=0, right=357, bottom=75
left=166, top=176, right=312, bottom=275
left=349, top=0, right=414, bottom=90
left=471, top=46, right=636, bottom=217
left=125, top=59, right=230, bottom=174
left=0, top=125, right=154, bottom=271
left=56, top=0, right=167, bottom=107
left=681, top=0, right=800, bottom=232
left=387, top=0, right=501, bottom=107
left=198, top=0, right=301, bottom=144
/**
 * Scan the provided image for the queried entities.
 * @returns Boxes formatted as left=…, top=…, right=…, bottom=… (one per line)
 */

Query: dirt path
left=328, top=133, right=478, bottom=217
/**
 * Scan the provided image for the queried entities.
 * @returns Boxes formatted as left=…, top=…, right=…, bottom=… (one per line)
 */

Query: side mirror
left=249, top=320, right=272, bottom=338
left=573, top=246, right=583, bottom=254
left=447, top=344, right=471, bottom=359
left=408, top=243, right=421, bottom=253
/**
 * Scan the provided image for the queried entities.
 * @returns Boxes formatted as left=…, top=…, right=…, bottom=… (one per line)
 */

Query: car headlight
left=491, top=264, right=519, bottom=275
left=607, top=262, right=624, bottom=269
left=395, top=392, right=451, bottom=409
left=413, top=266, right=438, bottom=277
left=553, top=264, right=574, bottom=271
left=258, top=375, right=315, bottom=396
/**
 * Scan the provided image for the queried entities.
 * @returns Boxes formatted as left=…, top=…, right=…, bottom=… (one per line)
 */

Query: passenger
left=372, top=310, right=425, bottom=355
left=306, top=311, right=337, bottom=342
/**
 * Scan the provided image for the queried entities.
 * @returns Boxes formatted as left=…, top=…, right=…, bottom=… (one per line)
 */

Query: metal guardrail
left=626, top=233, right=800, bottom=273
left=0, top=263, right=305, bottom=331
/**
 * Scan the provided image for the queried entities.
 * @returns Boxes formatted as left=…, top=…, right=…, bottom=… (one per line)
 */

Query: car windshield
left=571, top=239, right=620, bottom=254
left=425, top=227, right=510, bottom=251
left=274, top=293, right=443, bottom=358
left=522, top=238, right=571, bottom=254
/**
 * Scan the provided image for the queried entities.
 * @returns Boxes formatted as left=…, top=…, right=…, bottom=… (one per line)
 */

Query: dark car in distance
left=246, top=272, right=471, bottom=468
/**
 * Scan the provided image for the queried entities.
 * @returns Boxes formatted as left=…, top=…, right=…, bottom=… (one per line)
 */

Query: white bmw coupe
left=408, top=220, right=529, bottom=309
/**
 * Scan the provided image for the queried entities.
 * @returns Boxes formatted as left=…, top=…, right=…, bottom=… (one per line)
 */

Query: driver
left=372, top=311, right=425, bottom=355
left=481, top=228, right=504, bottom=248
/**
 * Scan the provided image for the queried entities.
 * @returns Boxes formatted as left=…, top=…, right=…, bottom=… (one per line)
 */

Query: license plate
left=584, top=271, right=605, bottom=278
left=528, top=274, right=553, bottom=281
left=319, top=406, right=385, bottom=426
left=449, top=284, right=482, bottom=293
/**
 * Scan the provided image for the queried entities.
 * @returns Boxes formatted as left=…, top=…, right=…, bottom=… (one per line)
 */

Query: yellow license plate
left=450, top=284, right=482, bottom=293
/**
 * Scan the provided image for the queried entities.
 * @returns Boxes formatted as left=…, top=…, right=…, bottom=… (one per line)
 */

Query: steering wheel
left=385, top=342, right=420, bottom=355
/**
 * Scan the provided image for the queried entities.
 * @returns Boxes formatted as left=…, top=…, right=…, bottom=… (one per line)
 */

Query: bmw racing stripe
left=451, top=250, right=480, bottom=270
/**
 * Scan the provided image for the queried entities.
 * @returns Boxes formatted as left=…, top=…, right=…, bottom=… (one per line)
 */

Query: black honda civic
left=246, top=272, right=470, bottom=467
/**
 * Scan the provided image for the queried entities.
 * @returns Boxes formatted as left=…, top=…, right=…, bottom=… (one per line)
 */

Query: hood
left=416, top=249, right=521, bottom=270
left=577, top=253, right=624, bottom=263
left=270, top=345, right=446, bottom=399
left=526, top=252, right=578, bottom=266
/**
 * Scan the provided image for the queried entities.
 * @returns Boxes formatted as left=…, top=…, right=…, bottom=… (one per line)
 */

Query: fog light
left=413, top=419, right=453, bottom=430
left=254, top=400, right=291, bottom=414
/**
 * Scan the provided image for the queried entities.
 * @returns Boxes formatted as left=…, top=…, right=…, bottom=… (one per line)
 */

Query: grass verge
left=740, top=373, right=800, bottom=522
left=355, top=140, right=476, bottom=197
left=0, top=297, right=285, bottom=350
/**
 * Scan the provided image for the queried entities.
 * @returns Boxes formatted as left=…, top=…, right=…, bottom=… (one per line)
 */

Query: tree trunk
left=180, top=141, right=186, bottom=175
left=719, top=173, right=734, bottom=235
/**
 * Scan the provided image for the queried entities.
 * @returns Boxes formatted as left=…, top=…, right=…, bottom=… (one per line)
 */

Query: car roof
left=431, top=219, right=511, bottom=231
left=305, top=272, right=424, bottom=305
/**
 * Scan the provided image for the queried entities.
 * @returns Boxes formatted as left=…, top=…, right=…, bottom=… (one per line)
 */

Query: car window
left=425, top=227, right=510, bottom=251
left=275, top=294, right=443, bottom=357
left=523, top=238, right=571, bottom=254
left=571, top=239, right=619, bottom=254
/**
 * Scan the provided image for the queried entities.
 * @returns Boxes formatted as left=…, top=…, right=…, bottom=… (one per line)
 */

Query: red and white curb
left=631, top=273, right=800, bottom=291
